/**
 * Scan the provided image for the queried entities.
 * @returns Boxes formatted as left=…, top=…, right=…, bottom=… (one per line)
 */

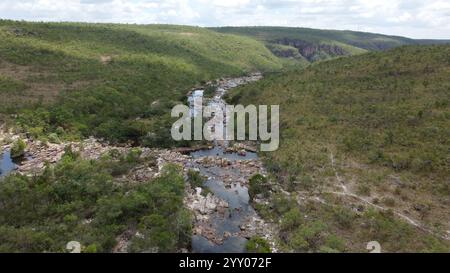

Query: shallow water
left=188, top=76, right=262, bottom=253
left=191, top=165, right=256, bottom=253
left=192, top=236, right=247, bottom=253
left=0, top=150, right=17, bottom=177
left=190, top=157, right=259, bottom=253
left=192, top=235, right=247, bottom=253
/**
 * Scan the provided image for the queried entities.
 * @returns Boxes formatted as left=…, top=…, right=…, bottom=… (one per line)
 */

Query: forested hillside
left=226, top=45, right=450, bottom=252
left=0, top=20, right=282, bottom=146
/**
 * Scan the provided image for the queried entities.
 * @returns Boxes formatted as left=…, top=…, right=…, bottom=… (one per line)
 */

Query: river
left=0, top=73, right=274, bottom=253
left=186, top=73, right=269, bottom=253
left=0, top=150, right=17, bottom=178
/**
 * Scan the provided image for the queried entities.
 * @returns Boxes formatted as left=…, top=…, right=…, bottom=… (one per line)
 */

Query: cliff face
left=273, top=38, right=349, bottom=61
left=265, top=44, right=303, bottom=59
left=270, top=47, right=299, bottom=58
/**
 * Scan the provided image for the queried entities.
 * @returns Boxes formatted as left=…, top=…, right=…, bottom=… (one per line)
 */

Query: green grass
left=226, top=45, right=450, bottom=252
left=0, top=20, right=282, bottom=145
left=211, top=26, right=448, bottom=66
left=229, top=45, right=450, bottom=185
left=0, top=75, right=28, bottom=94
left=212, top=26, right=416, bottom=50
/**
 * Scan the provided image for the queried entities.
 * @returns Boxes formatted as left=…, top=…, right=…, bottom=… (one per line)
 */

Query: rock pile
left=13, top=137, right=130, bottom=175
left=186, top=187, right=230, bottom=216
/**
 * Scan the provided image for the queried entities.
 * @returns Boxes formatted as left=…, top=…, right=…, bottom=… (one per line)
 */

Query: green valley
left=213, top=26, right=450, bottom=66
left=0, top=20, right=282, bottom=146
left=0, top=19, right=449, bottom=254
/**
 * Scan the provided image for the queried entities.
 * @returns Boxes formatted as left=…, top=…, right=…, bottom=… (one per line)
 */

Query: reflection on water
left=0, top=150, right=17, bottom=177
left=190, top=155, right=258, bottom=253
left=192, top=235, right=247, bottom=253
left=188, top=76, right=262, bottom=253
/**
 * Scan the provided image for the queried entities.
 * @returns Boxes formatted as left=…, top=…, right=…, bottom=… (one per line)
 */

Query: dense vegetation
left=227, top=45, right=450, bottom=252
left=0, top=20, right=282, bottom=146
left=0, top=148, right=190, bottom=253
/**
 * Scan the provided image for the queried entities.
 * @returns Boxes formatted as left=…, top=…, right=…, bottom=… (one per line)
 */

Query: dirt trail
left=327, top=152, right=449, bottom=241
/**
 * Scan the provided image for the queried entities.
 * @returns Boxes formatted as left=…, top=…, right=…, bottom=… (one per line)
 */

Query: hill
left=0, top=20, right=282, bottom=145
left=212, top=27, right=449, bottom=66
left=226, top=45, right=450, bottom=252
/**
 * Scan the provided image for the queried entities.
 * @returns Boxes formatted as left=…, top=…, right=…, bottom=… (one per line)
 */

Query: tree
left=10, top=138, right=26, bottom=159
left=248, top=174, right=270, bottom=200
left=280, top=208, right=303, bottom=231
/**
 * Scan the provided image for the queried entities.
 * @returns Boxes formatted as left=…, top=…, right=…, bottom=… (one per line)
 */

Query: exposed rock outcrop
left=273, top=38, right=349, bottom=61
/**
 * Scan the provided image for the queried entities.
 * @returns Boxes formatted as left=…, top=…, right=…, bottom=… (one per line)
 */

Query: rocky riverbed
left=185, top=73, right=279, bottom=253
left=185, top=156, right=276, bottom=250
left=0, top=73, right=279, bottom=253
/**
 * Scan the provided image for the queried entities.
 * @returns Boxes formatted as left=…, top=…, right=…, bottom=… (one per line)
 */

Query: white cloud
left=0, top=0, right=449, bottom=39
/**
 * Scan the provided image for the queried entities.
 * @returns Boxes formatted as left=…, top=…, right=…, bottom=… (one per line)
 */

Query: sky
left=0, top=0, right=449, bottom=39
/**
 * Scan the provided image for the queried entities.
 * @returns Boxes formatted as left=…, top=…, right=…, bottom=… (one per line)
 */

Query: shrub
left=342, top=129, right=373, bottom=152
left=248, top=174, right=270, bottom=199
left=324, top=234, right=346, bottom=252
left=84, top=244, right=98, bottom=253
left=288, top=221, right=327, bottom=252
left=48, top=133, right=61, bottom=144
left=382, top=197, right=396, bottom=207
left=290, top=231, right=309, bottom=252
left=281, top=208, right=303, bottom=231
left=246, top=237, right=272, bottom=253
left=272, top=194, right=295, bottom=215
left=332, top=207, right=355, bottom=229
left=187, top=169, right=205, bottom=189
left=357, top=184, right=371, bottom=196
left=10, top=138, right=26, bottom=159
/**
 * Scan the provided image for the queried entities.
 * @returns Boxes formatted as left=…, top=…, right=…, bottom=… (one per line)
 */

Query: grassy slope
left=417, top=39, right=450, bottom=45
left=212, top=26, right=416, bottom=49
left=0, top=20, right=282, bottom=144
left=227, top=45, right=450, bottom=252
left=212, top=27, right=449, bottom=67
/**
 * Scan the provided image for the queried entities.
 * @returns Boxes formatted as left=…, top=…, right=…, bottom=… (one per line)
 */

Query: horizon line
left=1, top=18, right=450, bottom=41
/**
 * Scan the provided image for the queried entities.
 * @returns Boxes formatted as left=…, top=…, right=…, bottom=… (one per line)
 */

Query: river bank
left=0, top=73, right=279, bottom=253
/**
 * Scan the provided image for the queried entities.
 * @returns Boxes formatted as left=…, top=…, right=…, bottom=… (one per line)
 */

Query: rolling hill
left=226, top=45, right=450, bottom=252
left=0, top=20, right=282, bottom=145
left=1, top=21, right=447, bottom=147
left=213, top=26, right=449, bottom=65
